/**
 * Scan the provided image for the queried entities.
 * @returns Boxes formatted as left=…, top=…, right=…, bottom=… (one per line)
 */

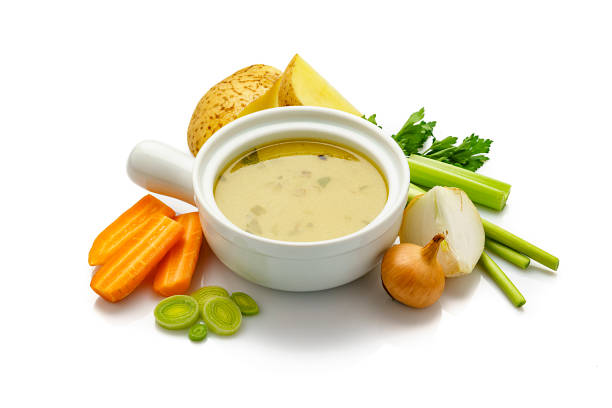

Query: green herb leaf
left=361, top=114, right=381, bottom=128
left=250, top=205, right=266, bottom=216
left=391, top=108, right=436, bottom=156
left=363, top=108, right=493, bottom=172
left=424, top=136, right=458, bottom=155
left=240, top=149, right=259, bottom=165
left=423, top=134, right=492, bottom=171
left=317, top=177, right=331, bottom=187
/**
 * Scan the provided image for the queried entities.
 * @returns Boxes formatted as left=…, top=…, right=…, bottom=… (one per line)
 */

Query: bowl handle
left=127, top=140, right=195, bottom=205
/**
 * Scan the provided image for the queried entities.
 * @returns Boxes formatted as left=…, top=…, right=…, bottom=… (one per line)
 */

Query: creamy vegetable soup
left=214, top=140, right=388, bottom=242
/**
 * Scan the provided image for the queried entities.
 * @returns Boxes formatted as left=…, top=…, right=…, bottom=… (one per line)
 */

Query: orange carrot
left=153, top=212, right=203, bottom=296
left=88, top=195, right=174, bottom=266
left=91, top=215, right=184, bottom=302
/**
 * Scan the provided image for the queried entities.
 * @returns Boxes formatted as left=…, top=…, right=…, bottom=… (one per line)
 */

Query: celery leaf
left=391, top=108, right=436, bottom=156
left=362, top=108, right=493, bottom=172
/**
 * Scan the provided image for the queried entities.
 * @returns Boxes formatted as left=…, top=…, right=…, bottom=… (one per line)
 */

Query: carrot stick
left=153, top=212, right=204, bottom=297
left=91, top=215, right=184, bottom=302
left=88, top=195, right=174, bottom=266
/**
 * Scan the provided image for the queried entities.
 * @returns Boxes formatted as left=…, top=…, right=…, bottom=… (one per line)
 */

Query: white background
left=2, top=1, right=610, bottom=406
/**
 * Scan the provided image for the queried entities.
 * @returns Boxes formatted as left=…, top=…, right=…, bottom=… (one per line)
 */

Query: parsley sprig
left=363, top=108, right=492, bottom=172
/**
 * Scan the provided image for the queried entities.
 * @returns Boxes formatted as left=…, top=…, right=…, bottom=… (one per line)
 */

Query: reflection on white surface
left=92, top=238, right=488, bottom=353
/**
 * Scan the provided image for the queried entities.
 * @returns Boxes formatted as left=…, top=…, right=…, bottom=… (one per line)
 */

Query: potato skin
left=187, top=64, right=281, bottom=156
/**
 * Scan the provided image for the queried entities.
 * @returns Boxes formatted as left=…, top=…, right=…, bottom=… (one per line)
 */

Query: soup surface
left=214, top=140, right=388, bottom=242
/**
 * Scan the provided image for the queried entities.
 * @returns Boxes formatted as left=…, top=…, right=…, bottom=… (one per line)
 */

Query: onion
left=399, top=186, right=485, bottom=277
left=381, top=234, right=446, bottom=308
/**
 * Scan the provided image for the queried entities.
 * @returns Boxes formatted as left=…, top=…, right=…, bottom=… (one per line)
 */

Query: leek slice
left=231, top=292, right=259, bottom=315
left=154, top=295, right=199, bottom=330
left=190, top=286, right=229, bottom=309
left=202, top=296, right=242, bottom=336
left=188, top=323, right=208, bottom=342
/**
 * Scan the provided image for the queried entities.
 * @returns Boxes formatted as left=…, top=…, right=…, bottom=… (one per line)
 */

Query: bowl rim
left=191, top=106, right=410, bottom=253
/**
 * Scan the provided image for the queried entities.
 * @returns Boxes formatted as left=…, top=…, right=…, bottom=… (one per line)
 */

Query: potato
left=277, top=54, right=361, bottom=116
left=187, top=64, right=281, bottom=156
left=237, top=76, right=281, bottom=119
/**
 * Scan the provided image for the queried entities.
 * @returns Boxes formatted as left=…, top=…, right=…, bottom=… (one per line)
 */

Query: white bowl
left=128, top=107, right=410, bottom=291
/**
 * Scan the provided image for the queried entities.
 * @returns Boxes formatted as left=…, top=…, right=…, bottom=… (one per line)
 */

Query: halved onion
left=399, top=186, right=484, bottom=277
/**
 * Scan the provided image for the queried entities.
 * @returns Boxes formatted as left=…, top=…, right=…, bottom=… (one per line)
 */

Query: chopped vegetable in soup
left=214, top=140, right=388, bottom=242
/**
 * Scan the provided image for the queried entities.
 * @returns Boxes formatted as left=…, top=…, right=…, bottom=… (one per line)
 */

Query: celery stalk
left=485, top=239, right=530, bottom=269
left=408, top=157, right=509, bottom=210
left=482, top=220, right=559, bottom=271
left=407, top=183, right=427, bottom=201
left=409, top=155, right=512, bottom=193
left=479, top=252, right=526, bottom=307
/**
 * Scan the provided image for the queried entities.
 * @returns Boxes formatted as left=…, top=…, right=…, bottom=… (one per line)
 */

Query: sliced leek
left=201, top=296, right=242, bottom=336
left=190, top=286, right=230, bottom=309
left=188, top=323, right=208, bottom=342
left=231, top=292, right=259, bottom=316
left=154, top=295, right=200, bottom=330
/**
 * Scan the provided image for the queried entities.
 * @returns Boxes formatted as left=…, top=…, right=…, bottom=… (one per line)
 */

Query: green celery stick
left=479, top=252, right=526, bottom=307
left=407, top=157, right=509, bottom=210
left=482, top=220, right=559, bottom=271
left=485, top=239, right=530, bottom=269
left=409, top=155, right=512, bottom=194
left=407, top=183, right=427, bottom=201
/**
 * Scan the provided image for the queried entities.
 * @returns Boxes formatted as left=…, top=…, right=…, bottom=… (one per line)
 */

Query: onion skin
left=381, top=234, right=446, bottom=308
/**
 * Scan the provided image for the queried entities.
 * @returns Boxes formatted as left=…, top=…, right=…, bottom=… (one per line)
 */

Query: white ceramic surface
left=127, top=107, right=410, bottom=291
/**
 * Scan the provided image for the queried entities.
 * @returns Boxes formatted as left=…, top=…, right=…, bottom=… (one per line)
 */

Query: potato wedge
left=277, top=54, right=361, bottom=116
left=237, top=77, right=281, bottom=119
left=187, top=64, right=281, bottom=156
